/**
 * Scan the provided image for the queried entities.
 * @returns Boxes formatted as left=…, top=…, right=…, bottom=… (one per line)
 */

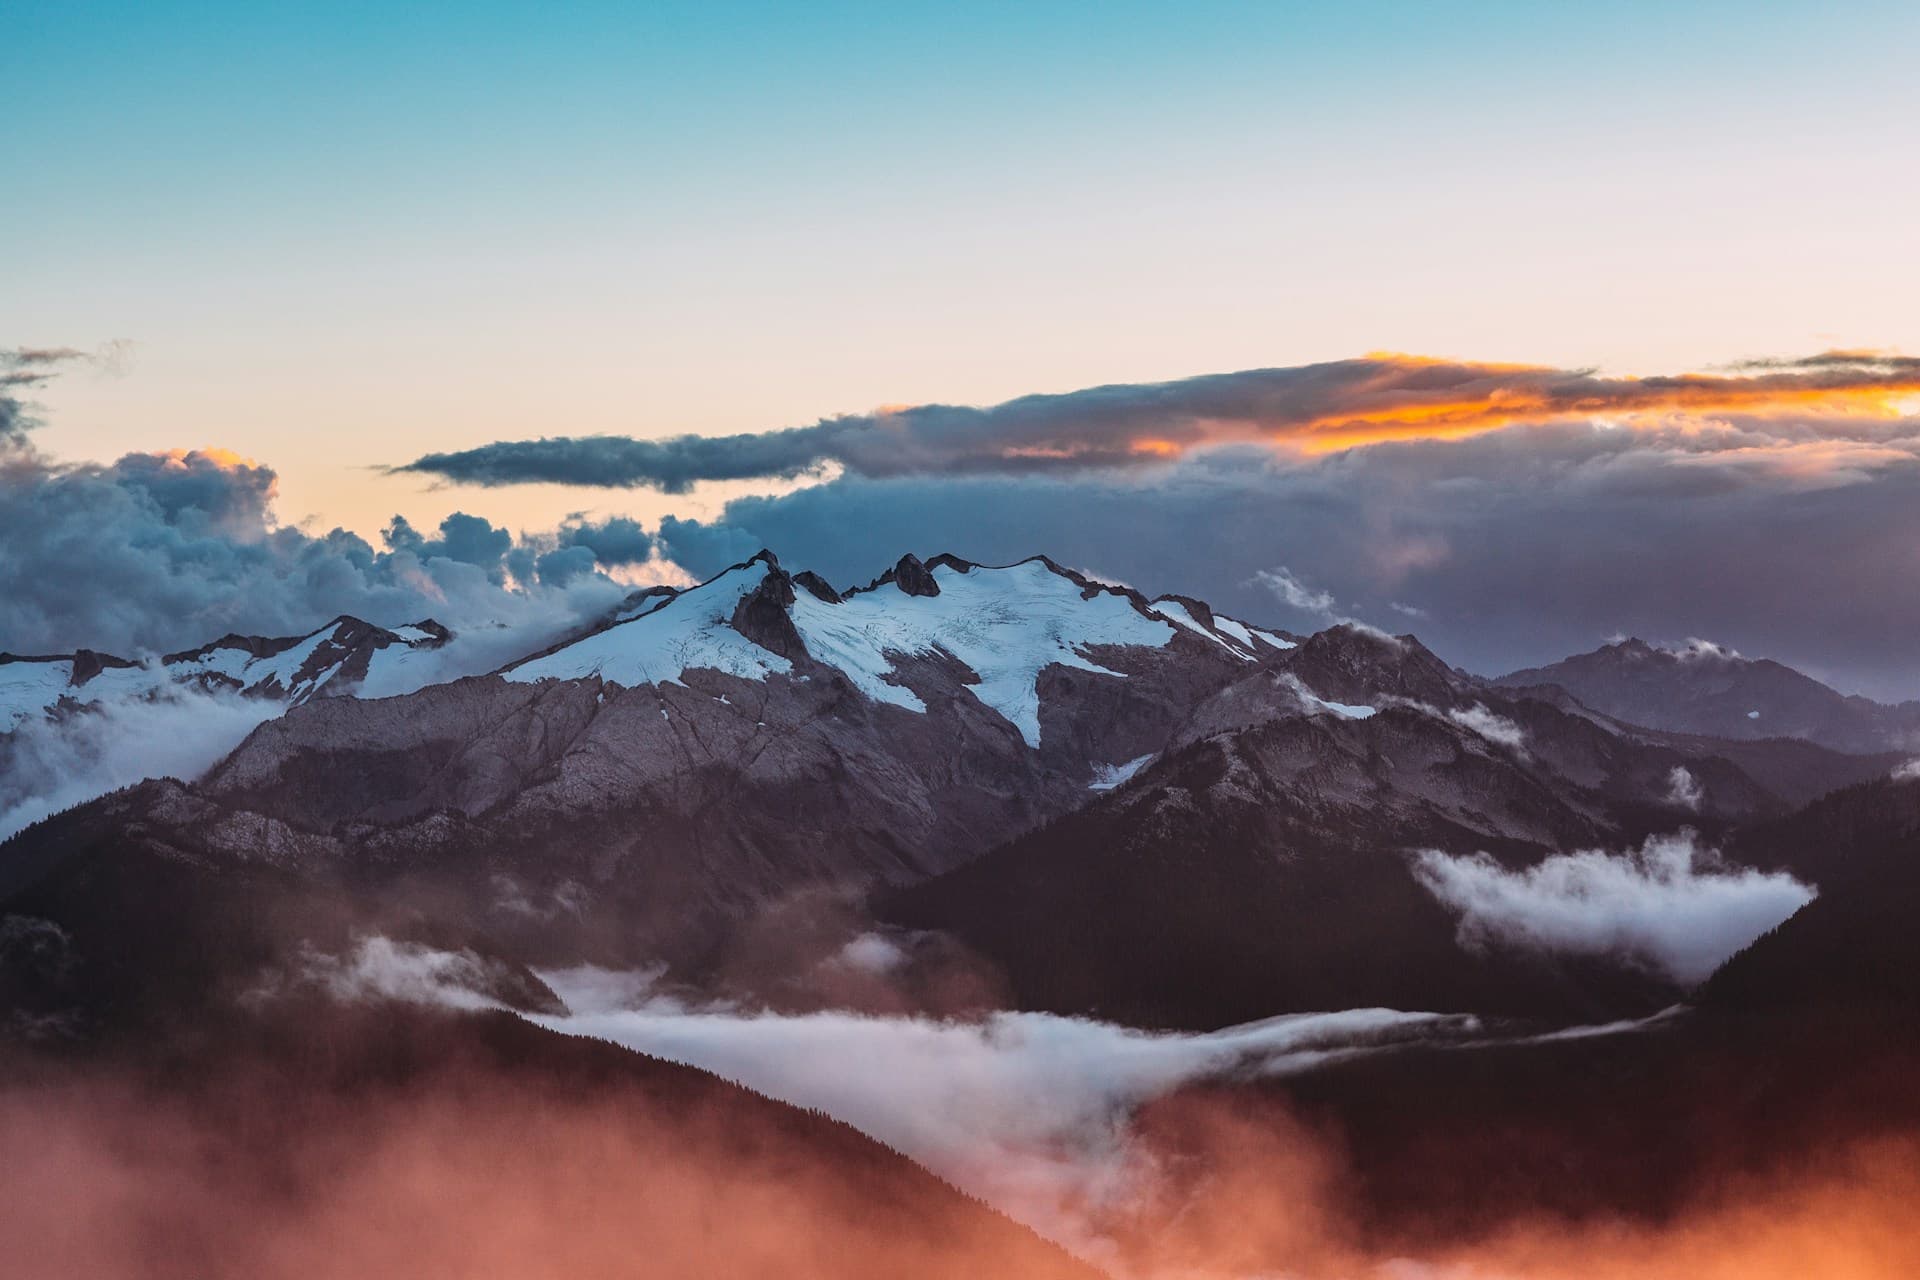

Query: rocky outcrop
left=731, top=565, right=807, bottom=660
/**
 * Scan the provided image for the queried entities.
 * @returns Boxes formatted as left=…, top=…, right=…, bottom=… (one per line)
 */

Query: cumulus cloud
left=1412, top=832, right=1814, bottom=985
left=0, top=409, right=647, bottom=660
left=393, top=351, right=1920, bottom=491
left=1893, top=758, right=1920, bottom=782
left=0, top=450, right=641, bottom=656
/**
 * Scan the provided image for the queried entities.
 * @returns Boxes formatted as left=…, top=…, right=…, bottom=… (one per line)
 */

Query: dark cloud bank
left=647, top=423, right=1920, bottom=700
left=9, top=347, right=1920, bottom=699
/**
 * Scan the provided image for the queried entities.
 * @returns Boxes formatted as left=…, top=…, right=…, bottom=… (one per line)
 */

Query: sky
left=7, top=2, right=1920, bottom=695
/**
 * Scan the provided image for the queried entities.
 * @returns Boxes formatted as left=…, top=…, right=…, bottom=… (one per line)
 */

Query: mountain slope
left=0, top=999, right=1104, bottom=1280
left=876, top=620, right=1902, bottom=1028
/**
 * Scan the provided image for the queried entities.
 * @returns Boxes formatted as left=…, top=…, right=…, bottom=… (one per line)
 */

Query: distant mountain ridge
left=1496, top=637, right=1920, bottom=754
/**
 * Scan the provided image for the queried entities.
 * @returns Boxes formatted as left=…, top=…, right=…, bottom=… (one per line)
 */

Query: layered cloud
left=382, top=348, right=1920, bottom=697
left=393, top=351, right=1920, bottom=490
left=13, top=345, right=1920, bottom=699
left=637, top=406, right=1920, bottom=698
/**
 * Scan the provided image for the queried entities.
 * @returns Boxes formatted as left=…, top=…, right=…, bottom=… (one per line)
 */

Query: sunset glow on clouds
left=11, top=338, right=1920, bottom=699
left=393, top=351, right=1920, bottom=489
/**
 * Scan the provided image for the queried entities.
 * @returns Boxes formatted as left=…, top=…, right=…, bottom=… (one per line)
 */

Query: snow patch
left=1089, top=754, right=1155, bottom=792
left=789, top=560, right=1178, bottom=747
left=504, top=565, right=792, bottom=690
left=1149, top=598, right=1251, bottom=658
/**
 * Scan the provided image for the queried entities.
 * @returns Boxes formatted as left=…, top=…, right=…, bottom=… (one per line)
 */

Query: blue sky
left=8, top=3, right=1920, bottom=694
left=11, top=1, right=1918, bottom=533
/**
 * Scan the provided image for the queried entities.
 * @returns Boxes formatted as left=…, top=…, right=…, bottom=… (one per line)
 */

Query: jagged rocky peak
left=497, top=548, right=1316, bottom=753
left=861, top=552, right=942, bottom=597
left=792, top=570, right=842, bottom=604
left=162, top=614, right=456, bottom=705
left=1154, top=593, right=1220, bottom=632
left=891, top=553, right=941, bottom=597
left=731, top=561, right=807, bottom=660
left=398, top=619, right=453, bottom=647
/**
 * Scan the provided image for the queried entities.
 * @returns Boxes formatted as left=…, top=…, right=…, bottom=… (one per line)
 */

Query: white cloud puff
left=1412, top=832, right=1813, bottom=985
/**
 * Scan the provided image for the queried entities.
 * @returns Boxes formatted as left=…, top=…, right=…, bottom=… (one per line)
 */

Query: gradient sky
left=10, top=2, right=1920, bottom=698
left=10, top=0, right=1920, bottom=538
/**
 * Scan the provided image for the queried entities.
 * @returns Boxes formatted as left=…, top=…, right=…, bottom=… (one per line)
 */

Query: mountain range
left=5, top=547, right=1919, bottom=1275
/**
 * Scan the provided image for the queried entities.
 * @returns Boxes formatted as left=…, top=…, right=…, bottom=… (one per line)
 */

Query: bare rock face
left=67, top=649, right=139, bottom=687
left=731, top=563, right=807, bottom=660
left=792, top=570, right=842, bottom=603
left=890, top=553, right=942, bottom=597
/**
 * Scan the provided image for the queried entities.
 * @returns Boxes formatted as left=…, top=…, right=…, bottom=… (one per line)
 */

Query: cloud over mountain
left=11, top=345, right=1920, bottom=698
left=0, top=349, right=661, bottom=657
left=1412, top=832, right=1814, bottom=984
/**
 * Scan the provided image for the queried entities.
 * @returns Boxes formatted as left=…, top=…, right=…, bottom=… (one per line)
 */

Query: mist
left=532, top=966, right=1477, bottom=1261
left=0, top=688, right=279, bottom=839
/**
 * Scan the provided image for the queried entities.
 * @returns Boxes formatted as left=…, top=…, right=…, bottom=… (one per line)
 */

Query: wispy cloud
left=1251, top=565, right=1340, bottom=617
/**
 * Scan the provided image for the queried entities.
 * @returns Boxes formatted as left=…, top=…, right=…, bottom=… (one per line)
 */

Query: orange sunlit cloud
left=392, top=350, right=1920, bottom=493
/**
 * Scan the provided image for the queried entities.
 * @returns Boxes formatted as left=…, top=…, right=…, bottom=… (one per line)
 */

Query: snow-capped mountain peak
left=502, top=552, right=1295, bottom=748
